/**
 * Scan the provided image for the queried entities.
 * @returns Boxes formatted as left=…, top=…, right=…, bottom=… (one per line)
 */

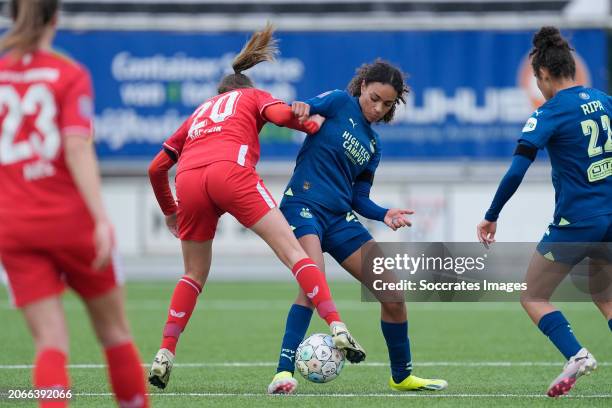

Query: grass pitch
left=1, top=281, right=611, bottom=407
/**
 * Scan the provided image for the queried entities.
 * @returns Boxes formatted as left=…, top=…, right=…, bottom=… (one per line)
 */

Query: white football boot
left=148, top=348, right=175, bottom=389
left=330, top=321, right=366, bottom=363
left=547, top=348, right=597, bottom=397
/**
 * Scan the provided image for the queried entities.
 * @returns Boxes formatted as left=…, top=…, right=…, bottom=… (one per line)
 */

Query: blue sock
left=276, top=304, right=313, bottom=374
left=608, top=319, right=612, bottom=333
left=537, top=311, right=582, bottom=360
left=381, top=320, right=412, bottom=383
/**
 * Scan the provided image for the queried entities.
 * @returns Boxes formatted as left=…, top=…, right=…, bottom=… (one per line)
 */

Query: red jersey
left=163, top=88, right=282, bottom=174
left=0, top=50, right=94, bottom=247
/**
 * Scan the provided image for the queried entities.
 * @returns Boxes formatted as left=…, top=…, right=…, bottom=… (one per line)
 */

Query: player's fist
left=384, top=208, right=414, bottom=231
left=303, top=114, right=325, bottom=134
left=291, top=101, right=311, bottom=123
left=166, top=212, right=179, bottom=238
left=92, top=219, right=114, bottom=270
left=477, top=219, right=496, bottom=248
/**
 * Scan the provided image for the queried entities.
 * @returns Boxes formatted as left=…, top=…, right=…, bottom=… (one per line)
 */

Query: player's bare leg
left=180, top=240, right=213, bottom=287
left=520, top=251, right=571, bottom=323
left=521, top=252, right=596, bottom=397
left=85, top=287, right=149, bottom=407
left=268, top=235, right=323, bottom=395
left=22, top=296, right=71, bottom=407
left=252, top=209, right=366, bottom=361
left=341, top=241, right=447, bottom=391
left=22, top=296, right=69, bottom=355
left=589, top=257, right=612, bottom=320
left=149, top=240, right=212, bottom=389
left=84, top=287, right=132, bottom=347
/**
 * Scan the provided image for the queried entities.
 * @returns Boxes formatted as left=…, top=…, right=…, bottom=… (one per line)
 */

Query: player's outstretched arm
left=64, top=135, right=113, bottom=269
left=478, top=144, right=535, bottom=246
left=262, top=103, right=323, bottom=134
left=148, top=150, right=179, bottom=237
left=352, top=180, right=414, bottom=230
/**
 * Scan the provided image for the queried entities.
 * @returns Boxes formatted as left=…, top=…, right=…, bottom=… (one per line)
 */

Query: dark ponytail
left=217, top=23, right=278, bottom=94
left=1, top=0, right=59, bottom=56
left=530, top=26, right=576, bottom=80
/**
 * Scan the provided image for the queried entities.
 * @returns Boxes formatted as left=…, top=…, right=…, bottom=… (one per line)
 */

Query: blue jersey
left=284, top=90, right=381, bottom=213
left=519, top=86, right=612, bottom=225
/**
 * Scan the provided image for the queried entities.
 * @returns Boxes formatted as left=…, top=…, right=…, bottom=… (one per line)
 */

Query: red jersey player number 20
left=164, top=87, right=282, bottom=175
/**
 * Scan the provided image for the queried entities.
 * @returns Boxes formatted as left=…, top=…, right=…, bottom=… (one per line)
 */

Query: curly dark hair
left=529, top=26, right=575, bottom=80
left=346, top=59, right=409, bottom=123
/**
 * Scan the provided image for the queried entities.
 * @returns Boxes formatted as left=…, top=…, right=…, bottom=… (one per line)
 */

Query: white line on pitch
left=62, top=392, right=612, bottom=399
left=1, top=361, right=610, bottom=369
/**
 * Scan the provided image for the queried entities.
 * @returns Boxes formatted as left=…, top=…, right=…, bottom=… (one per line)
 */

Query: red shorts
left=1, top=235, right=121, bottom=308
left=175, top=161, right=276, bottom=241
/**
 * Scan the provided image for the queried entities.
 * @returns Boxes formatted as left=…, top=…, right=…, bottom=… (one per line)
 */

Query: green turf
left=1, top=281, right=611, bottom=407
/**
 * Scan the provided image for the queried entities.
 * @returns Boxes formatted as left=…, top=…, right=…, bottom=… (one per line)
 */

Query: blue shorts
left=280, top=197, right=373, bottom=264
left=537, top=214, right=612, bottom=265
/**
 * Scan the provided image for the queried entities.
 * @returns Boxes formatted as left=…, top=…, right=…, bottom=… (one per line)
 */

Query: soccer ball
left=295, top=333, right=345, bottom=383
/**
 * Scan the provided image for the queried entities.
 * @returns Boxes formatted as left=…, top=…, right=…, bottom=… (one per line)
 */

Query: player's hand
left=477, top=219, right=497, bottom=249
left=303, top=114, right=325, bottom=134
left=291, top=101, right=311, bottom=123
left=384, top=208, right=414, bottom=231
left=92, top=219, right=114, bottom=270
left=166, top=212, right=179, bottom=238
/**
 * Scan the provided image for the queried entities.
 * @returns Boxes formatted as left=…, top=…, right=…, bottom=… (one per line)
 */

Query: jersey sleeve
left=518, top=107, right=556, bottom=149
left=162, top=117, right=191, bottom=161
left=254, top=89, right=283, bottom=119
left=59, top=68, right=94, bottom=138
left=305, top=89, right=350, bottom=117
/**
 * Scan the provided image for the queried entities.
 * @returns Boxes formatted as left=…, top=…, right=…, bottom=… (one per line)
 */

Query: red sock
left=160, top=276, right=202, bottom=354
left=33, top=348, right=69, bottom=408
left=104, top=342, right=149, bottom=408
left=292, top=258, right=341, bottom=325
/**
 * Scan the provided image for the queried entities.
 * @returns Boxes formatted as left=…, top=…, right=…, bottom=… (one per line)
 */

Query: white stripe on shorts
left=0, top=268, right=16, bottom=308
left=111, top=250, right=125, bottom=286
left=237, top=145, right=248, bottom=166
left=256, top=181, right=275, bottom=209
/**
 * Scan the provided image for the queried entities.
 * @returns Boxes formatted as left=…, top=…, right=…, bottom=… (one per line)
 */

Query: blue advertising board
left=53, top=29, right=607, bottom=161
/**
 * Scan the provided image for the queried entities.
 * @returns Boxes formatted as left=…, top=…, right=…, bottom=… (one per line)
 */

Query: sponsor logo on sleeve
left=522, top=117, right=537, bottom=132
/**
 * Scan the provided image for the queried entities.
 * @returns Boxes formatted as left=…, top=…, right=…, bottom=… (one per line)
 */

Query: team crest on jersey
left=300, top=208, right=313, bottom=219
left=579, top=92, right=590, bottom=100
left=78, top=95, right=93, bottom=119
left=303, top=181, right=311, bottom=191
left=522, top=117, right=537, bottom=132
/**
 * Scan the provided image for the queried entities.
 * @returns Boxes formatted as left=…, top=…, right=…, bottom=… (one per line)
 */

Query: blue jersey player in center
left=268, top=60, right=448, bottom=394
left=477, top=27, right=612, bottom=397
